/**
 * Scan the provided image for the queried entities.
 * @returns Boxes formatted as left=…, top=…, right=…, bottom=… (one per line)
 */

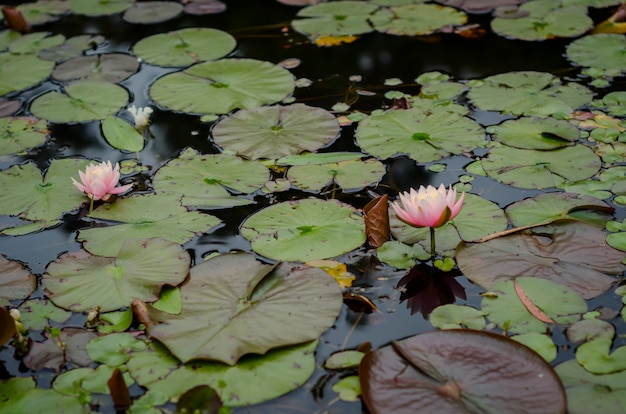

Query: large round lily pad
left=211, top=104, right=340, bottom=160
left=456, top=221, right=625, bottom=299
left=30, top=81, right=129, bottom=123
left=43, top=237, right=190, bottom=312
left=128, top=340, right=318, bottom=407
left=68, top=0, right=132, bottom=16
left=152, top=148, right=269, bottom=208
left=481, top=144, right=601, bottom=189
left=287, top=157, right=385, bottom=192
left=566, top=33, right=626, bottom=75
left=0, top=117, right=48, bottom=155
left=133, top=28, right=235, bottom=67
left=77, top=193, right=222, bottom=257
left=52, top=53, right=139, bottom=83
left=359, top=329, right=566, bottom=413
left=0, top=52, right=54, bottom=96
left=241, top=198, right=366, bottom=261
left=16, top=1, right=70, bottom=26
left=150, top=58, right=294, bottom=114
left=468, top=71, right=592, bottom=117
left=487, top=117, right=579, bottom=150
left=148, top=253, right=342, bottom=364
left=355, top=107, right=485, bottom=163
left=122, top=1, right=183, bottom=24
left=375, top=3, right=467, bottom=35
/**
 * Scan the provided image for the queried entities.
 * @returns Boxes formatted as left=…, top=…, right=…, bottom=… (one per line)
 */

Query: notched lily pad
left=0, top=117, right=48, bottom=155
left=68, top=0, right=132, bottom=16
left=241, top=198, right=366, bottom=261
left=287, top=157, right=385, bottom=192
left=566, top=33, right=626, bottom=82
left=148, top=253, right=342, bottom=364
left=487, top=116, right=579, bottom=150
left=52, top=53, right=139, bottom=83
left=211, top=104, right=340, bottom=160
left=360, top=329, right=566, bottom=413
left=123, top=1, right=183, bottom=24
left=457, top=221, right=624, bottom=299
left=42, top=237, right=191, bottom=312
left=375, top=3, right=467, bottom=35
left=0, top=52, right=54, bottom=96
left=0, top=255, right=36, bottom=306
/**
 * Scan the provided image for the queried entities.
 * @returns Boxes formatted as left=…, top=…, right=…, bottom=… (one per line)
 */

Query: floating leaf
left=127, top=340, right=318, bottom=407
left=67, top=0, right=132, bottom=16
left=24, top=328, right=96, bottom=371
left=291, top=1, right=394, bottom=37
left=18, top=299, right=71, bottom=330
left=487, top=116, right=579, bottom=150
left=87, top=333, right=146, bottom=366
left=566, top=34, right=626, bottom=80
left=0, top=117, right=48, bottom=155
left=122, top=1, right=183, bottom=24
left=566, top=319, right=615, bottom=343
left=457, top=221, right=624, bottom=299
left=576, top=338, right=626, bottom=374
left=0, top=256, right=35, bottom=306
left=148, top=253, right=342, bottom=364
left=363, top=194, right=390, bottom=248
left=150, top=58, right=294, bottom=114
left=0, top=158, right=91, bottom=223
left=556, top=359, right=626, bottom=414
left=356, top=107, right=485, bottom=162
left=43, top=238, right=190, bottom=312
left=211, top=104, right=340, bottom=160
left=8, top=32, right=64, bottom=54
left=359, top=330, right=566, bottom=413
left=468, top=71, right=592, bottom=117
left=511, top=332, right=557, bottom=363
left=375, top=4, right=467, bottom=35
left=390, top=193, right=508, bottom=256
left=377, top=240, right=430, bottom=269
left=152, top=148, right=268, bottom=208
left=30, top=81, right=128, bottom=123
left=133, top=27, right=235, bottom=67
left=101, top=115, right=144, bottom=152
left=430, top=304, right=486, bottom=330
left=38, top=34, right=106, bottom=62
left=480, top=277, right=587, bottom=334
left=481, top=144, right=601, bottom=189
left=241, top=198, right=365, bottom=261
left=52, top=53, right=139, bottom=83
left=434, top=0, right=525, bottom=13
left=0, top=378, right=86, bottom=414
left=332, top=375, right=361, bottom=402
left=324, top=350, right=365, bottom=370
left=0, top=52, right=54, bottom=96
left=287, top=158, right=385, bottom=192
left=491, top=1, right=593, bottom=41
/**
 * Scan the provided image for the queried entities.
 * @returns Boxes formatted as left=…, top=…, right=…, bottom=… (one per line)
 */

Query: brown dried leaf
left=363, top=195, right=390, bottom=249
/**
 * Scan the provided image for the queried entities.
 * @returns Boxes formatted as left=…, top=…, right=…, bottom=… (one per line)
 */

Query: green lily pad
left=87, top=332, right=147, bottom=366
left=211, top=104, right=340, bottom=160
left=38, top=34, right=106, bottom=62
left=76, top=193, right=221, bottom=257
left=133, top=28, right=235, bottom=67
left=152, top=148, right=269, bottom=208
left=324, top=350, right=365, bottom=370
left=511, top=332, right=557, bottom=363
left=291, top=1, right=394, bottom=37
left=468, top=71, right=592, bottom=117
left=491, top=1, right=593, bottom=41
left=18, top=299, right=71, bottom=330
left=375, top=3, right=467, bottom=35
left=52, top=53, right=139, bottom=83
left=596, top=91, right=626, bottom=116
left=0, top=52, right=54, bottom=96
left=148, top=253, right=342, bottom=364
left=42, top=237, right=190, bottom=312
left=481, top=144, right=601, bottom=189
left=24, top=328, right=96, bottom=370
left=101, top=115, right=144, bottom=152
left=481, top=277, right=587, bottom=334
left=0, top=158, right=91, bottom=222
left=505, top=192, right=615, bottom=228
left=276, top=151, right=364, bottom=165
left=0, top=378, right=86, bottom=414
left=0, top=256, right=36, bottom=307
left=390, top=193, right=508, bottom=257
left=68, top=0, right=132, bottom=16
left=457, top=221, right=624, bottom=299
left=376, top=240, right=430, bottom=269
left=127, top=340, right=318, bottom=407
left=241, top=198, right=365, bottom=261
left=9, top=32, right=65, bottom=55
left=360, top=330, right=566, bottom=413
left=30, top=81, right=129, bottom=123
left=429, top=304, right=487, bottom=330
left=151, top=58, right=294, bottom=114
left=332, top=375, right=361, bottom=402
left=566, top=319, right=615, bottom=343
left=287, top=158, right=385, bottom=192
left=487, top=117, right=579, bottom=150
left=0, top=117, right=48, bottom=155
left=576, top=338, right=626, bottom=374
left=566, top=34, right=626, bottom=80
left=53, top=364, right=134, bottom=397
left=16, top=1, right=70, bottom=26
left=122, top=1, right=183, bottom=24
left=555, top=359, right=626, bottom=414
left=355, top=107, right=485, bottom=162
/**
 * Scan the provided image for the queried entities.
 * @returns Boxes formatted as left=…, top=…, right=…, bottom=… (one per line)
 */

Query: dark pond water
left=1, top=1, right=625, bottom=413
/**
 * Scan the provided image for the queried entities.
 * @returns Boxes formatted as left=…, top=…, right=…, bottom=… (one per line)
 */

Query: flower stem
left=429, top=226, right=436, bottom=259
left=89, top=198, right=94, bottom=213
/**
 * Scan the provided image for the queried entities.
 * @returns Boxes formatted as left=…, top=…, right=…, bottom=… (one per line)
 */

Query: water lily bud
left=128, top=105, right=153, bottom=129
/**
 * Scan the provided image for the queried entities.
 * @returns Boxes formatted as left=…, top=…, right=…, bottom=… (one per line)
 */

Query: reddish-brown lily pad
left=359, top=329, right=566, bottom=414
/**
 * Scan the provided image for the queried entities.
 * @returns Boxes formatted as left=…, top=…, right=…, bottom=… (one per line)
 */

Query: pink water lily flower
left=71, top=161, right=132, bottom=202
left=391, top=184, right=464, bottom=229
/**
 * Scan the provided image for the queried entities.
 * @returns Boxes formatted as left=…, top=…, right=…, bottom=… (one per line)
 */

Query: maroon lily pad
left=456, top=221, right=625, bottom=299
left=359, top=330, right=566, bottom=414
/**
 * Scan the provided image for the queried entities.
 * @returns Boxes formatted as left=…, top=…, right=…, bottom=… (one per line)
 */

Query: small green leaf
left=101, top=116, right=144, bottom=152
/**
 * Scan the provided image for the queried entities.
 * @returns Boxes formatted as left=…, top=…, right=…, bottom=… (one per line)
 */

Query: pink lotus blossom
left=71, top=161, right=132, bottom=202
left=391, top=184, right=464, bottom=228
